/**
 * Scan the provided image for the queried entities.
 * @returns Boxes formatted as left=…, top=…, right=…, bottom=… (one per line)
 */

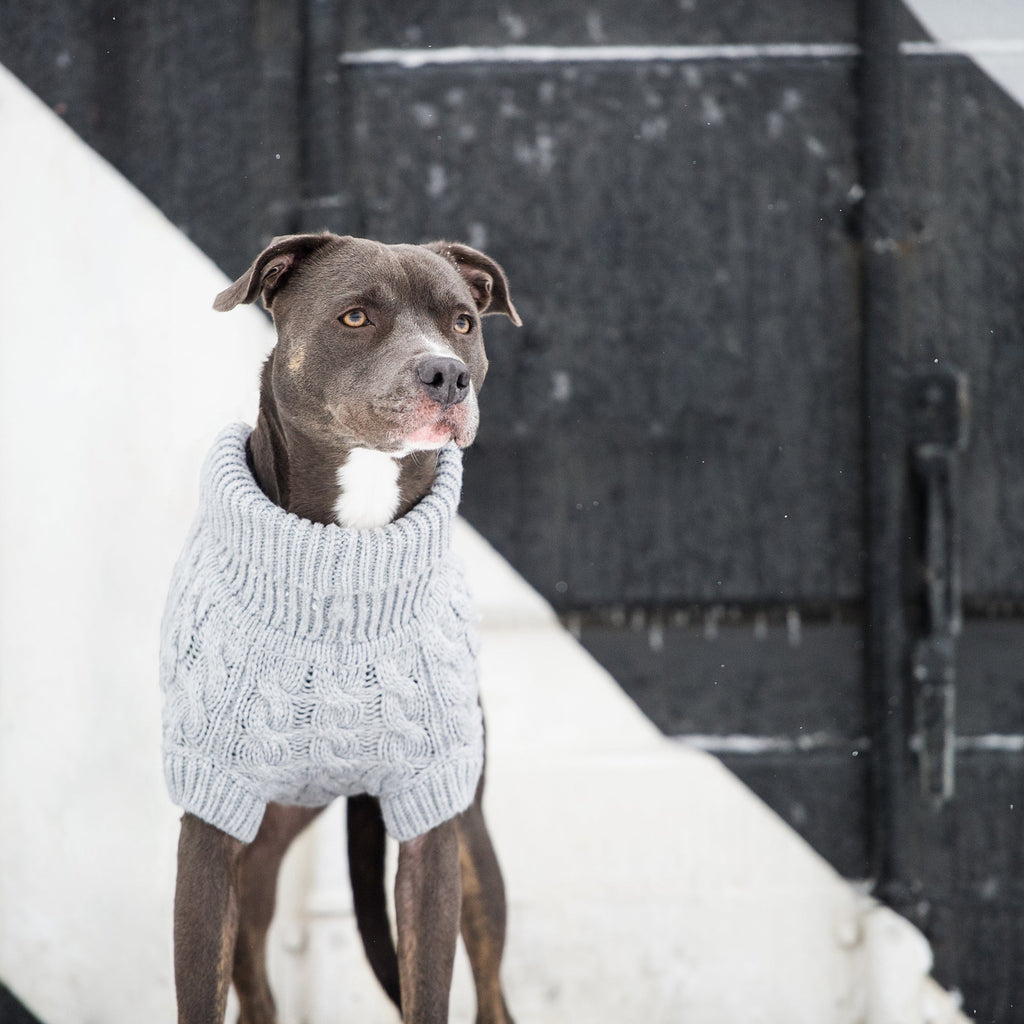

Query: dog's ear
left=213, top=233, right=335, bottom=312
left=423, top=241, right=522, bottom=326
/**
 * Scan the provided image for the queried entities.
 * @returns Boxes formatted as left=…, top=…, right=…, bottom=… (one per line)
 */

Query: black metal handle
left=907, top=366, right=969, bottom=807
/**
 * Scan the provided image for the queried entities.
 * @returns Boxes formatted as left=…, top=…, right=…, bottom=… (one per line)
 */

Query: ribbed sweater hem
left=165, top=749, right=483, bottom=843
left=165, top=752, right=266, bottom=843
left=381, top=752, right=484, bottom=841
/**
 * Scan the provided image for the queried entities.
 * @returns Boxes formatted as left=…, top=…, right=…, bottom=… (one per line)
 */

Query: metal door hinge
left=907, top=366, right=969, bottom=807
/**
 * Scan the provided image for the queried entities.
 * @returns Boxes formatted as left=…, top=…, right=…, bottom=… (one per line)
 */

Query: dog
left=164, top=232, right=520, bottom=1024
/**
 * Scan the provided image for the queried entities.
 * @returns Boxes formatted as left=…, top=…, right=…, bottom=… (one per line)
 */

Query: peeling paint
left=781, top=87, right=803, bottom=113
left=514, top=133, right=557, bottom=174
left=498, top=10, right=527, bottom=42
left=425, top=164, right=446, bottom=199
left=410, top=102, right=437, bottom=129
left=805, top=135, right=828, bottom=158
left=700, top=93, right=725, bottom=126
left=638, top=116, right=669, bottom=142
left=466, top=222, right=488, bottom=250
left=551, top=370, right=572, bottom=402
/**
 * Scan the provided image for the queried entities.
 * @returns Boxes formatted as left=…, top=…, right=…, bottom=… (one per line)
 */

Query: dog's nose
left=417, top=355, right=471, bottom=409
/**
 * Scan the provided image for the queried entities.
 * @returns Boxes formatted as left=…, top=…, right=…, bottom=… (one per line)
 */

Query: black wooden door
left=2, top=0, right=1023, bottom=1017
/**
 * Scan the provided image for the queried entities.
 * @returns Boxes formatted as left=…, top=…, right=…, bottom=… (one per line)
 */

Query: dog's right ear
left=213, top=233, right=335, bottom=312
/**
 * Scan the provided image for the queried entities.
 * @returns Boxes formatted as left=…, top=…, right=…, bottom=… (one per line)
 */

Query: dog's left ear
left=213, top=233, right=336, bottom=312
left=424, top=241, right=522, bottom=326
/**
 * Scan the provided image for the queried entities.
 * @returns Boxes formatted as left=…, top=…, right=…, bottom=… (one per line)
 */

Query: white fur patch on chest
left=334, top=448, right=401, bottom=529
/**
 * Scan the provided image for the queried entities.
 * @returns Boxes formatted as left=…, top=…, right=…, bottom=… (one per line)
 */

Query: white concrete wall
left=0, top=61, right=967, bottom=1024
left=903, top=0, right=1024, bottom=108
left=0, top=61, right=268, bottom=1023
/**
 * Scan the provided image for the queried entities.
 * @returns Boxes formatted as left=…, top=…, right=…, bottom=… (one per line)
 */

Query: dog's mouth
left=399, top=400, right=477, bottom=452
left=405, top=419, right=456, bottom=447
left=356, top=388, right=478, bottom=455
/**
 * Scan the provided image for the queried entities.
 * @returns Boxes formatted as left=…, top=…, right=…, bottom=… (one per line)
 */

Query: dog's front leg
left=175, top=813, right=244, bottom=1024
left=395, top=819, right=462, bottom=1023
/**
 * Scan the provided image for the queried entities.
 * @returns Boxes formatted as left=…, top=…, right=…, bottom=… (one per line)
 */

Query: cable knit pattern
left=159, top=424, right=483, bottom=843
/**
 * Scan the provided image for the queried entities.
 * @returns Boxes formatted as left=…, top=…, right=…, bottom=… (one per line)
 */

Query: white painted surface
left=0, top=62, right=269, bottom=1023
left=0, top=60, right=968, bottom=1024
left=903, top=0, right=1024, bottom=107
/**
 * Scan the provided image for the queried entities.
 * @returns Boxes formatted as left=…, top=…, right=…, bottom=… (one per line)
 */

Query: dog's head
left=214, top=232, right=520, bottom=454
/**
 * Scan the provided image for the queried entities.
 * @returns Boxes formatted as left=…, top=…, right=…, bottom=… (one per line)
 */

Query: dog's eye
left=339, top=308, right=369, bottom=328
left=453, top=314, right=473, bottom=335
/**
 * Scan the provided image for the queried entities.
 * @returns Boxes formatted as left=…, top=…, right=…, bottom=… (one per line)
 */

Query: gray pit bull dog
left=171, top=232, right=520, bottom=1024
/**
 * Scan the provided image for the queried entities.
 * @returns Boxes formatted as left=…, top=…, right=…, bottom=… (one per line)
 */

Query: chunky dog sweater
left=159, top=424, right=483, bottom=843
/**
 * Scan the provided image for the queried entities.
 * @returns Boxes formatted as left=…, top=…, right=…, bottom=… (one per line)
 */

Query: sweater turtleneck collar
left=190, top=423, right=465, bottom=649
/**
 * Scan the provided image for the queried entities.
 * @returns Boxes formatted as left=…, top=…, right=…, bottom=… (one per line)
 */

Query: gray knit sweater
left=159, top=424, right=483, bottom=843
